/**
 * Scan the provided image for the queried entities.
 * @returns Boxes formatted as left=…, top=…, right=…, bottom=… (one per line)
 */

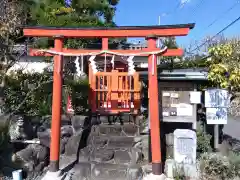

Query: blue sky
left=114, top=0, right=240, bottom=49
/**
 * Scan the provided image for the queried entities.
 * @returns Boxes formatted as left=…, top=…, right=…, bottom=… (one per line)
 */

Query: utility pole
left=157, top=15, right=161, bottom=65
left=157, top=16, right=161, bottom=48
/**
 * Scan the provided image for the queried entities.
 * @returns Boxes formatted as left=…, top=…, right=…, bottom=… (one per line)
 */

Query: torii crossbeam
left=23, top=23, right=195, bottom=176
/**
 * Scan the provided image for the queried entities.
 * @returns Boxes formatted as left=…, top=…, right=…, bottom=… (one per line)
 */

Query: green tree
left=28, top=0, right=123, bottom=48
left=162, top=37, right=178, bottom=49
left=0, top=0, right=32, bottom=110
left=3, top=70, right=89, bottom=116
left=207, top=37, right=240, bottom=92
left=159, top=37, right=181, bottom=67
left=1, top=0, right=123, bottom=116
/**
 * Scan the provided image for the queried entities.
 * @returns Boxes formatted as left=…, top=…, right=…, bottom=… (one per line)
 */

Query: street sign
left=205, top=89, right=229, bottom=108
left=206, top=107, right=227, bottom=124
left=205, top=89, right=230, bottom=124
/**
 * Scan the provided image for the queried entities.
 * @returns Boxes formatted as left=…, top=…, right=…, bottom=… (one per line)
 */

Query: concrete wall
left=7, top=56, right=52, bottom=74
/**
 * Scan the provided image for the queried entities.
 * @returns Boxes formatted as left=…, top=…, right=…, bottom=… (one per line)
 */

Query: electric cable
left=191, top=0, right=240, bottom=42
left=188, top=14, right=240, bottom=54
left=186, top=0, right=206, bottom=23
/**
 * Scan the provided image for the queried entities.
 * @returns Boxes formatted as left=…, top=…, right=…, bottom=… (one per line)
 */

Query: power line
left=206, top=1, right=240, bottom=29
left=186, top=1, right=240, bottom=52
left=161, top=0, right=188, bottom=18
left=184, top=0, right=206, bottom=23
left=194, top=0, right=240, bottom=40
left=190, top=0, right=206, bottom=21
left=188, top=14, right=240, bottom=54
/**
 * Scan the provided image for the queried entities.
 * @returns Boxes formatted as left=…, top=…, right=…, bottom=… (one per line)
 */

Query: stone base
left=165, top=159, right=198, bottom=179
left=143, top=173, right=167, bottom=180
left=41, top=171, right=65, bottom=180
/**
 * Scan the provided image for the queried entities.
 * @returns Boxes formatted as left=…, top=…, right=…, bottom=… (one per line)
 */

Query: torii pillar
left=146, top=35, right=162, bottom=174
left=49, top=35, right=64, bottom=171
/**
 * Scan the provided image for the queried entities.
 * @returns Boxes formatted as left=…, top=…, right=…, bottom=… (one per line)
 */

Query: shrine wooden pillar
left=88, top=63, right=93, bottom=110
left=146, top=35, right=162, bottom=175
left=49, top=35, right=64, bottom=172
left=102, top=38, right=108, bottom=50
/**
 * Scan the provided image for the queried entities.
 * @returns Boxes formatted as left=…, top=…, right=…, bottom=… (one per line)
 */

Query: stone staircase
left=61, top=115, right=149, bottom=180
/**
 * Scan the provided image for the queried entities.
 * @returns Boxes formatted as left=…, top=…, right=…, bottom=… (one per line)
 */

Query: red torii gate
left=23, top=24, right=194, bottom=175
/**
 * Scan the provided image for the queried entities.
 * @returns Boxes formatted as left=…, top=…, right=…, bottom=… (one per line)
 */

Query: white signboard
left=171, top=93, right=179, bottom=98
left=206, top=107, right=227, bottom=124
left=176, top=103, right=193, bottom=116
left=163, top=92, right=170, bottom=97
left=190, top=91, right=202, bottom=104
left=174, top=129, right=197, bottom=164
left=205, top=89, right=229, bottom=124
left=205, top=89, right=229, bottom=108
left=163, top=112, right=170, bottom=117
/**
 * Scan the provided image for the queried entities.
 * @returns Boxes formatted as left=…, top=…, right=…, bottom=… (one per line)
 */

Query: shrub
left=0, top=121, right=11, bottom=172
left=0, top=122, right=9, bottom=152
left=3, top=70, right=89, bottom=117
left=197, top=123, right=212, bottom=155
left=4, top=70, right=53, bottom=116
left=65, top=77, right=89, bottom=114
left=199, top=152, right=240, bottom=180
left=173, top=164, right=186, bottom=180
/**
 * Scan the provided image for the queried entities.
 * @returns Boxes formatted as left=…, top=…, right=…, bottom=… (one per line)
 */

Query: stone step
left=70, top=115, right=143, bottom=133
left=88, top=135, right=141, bottom=148
left=71, top=115, right=89, bottom=132
left=59, top=116, right=147, bottom=180
left=77, top=135, right=145, bottom=165
left=92, top=115, right=144, bottom=124
left=77, top=146, right=144, bottom=165
left=91, top=124, right=140, bottom=136
left=64, top=161, right=143, bottom=180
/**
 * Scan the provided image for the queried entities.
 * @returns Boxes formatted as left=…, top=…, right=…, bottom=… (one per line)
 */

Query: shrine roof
left=139, top=68, right=208, bottom=81
left=22, top=23, right=195, bottom=38
left=22, top=23, right=195, bottom=30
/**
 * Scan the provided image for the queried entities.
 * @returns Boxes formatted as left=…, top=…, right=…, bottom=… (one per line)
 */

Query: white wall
left=7, top=56, right=52, bottom=74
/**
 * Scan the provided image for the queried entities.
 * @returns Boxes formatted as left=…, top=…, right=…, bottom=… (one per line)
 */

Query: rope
left=36, top=47, right=168, bottom=75
left=34, top=46, right=168, bottom=57
left=104, top=53, right=107, bottom=72
left=111, top=55, right=115, bottom=70
left=74, top=56, right=81, bottom=76
left=88, top=55, right=97, bottom=74
left=126, top=56, right=135, bottom=75
left=74, top=55, right=85, bottom=77
left=81, top=55, right=84, bottom=73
